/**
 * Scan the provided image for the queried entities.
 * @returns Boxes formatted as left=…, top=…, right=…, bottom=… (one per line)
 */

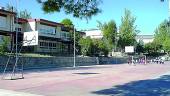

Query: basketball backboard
left=125, top=46, right=134, bottom=53
left=23, top=31, right=38, bottom=46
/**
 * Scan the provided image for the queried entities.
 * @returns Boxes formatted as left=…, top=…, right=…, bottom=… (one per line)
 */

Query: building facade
left=0, top=8, right=16, bottom=49
left=135, top=35, right=154, bottom=44
left=22, top=19, right=73, bottom=54
left=0, top=7, right=85, bottom=55
left=85, top=29, right=154, bottom=44
left=85, top=29, right=103, bottom=39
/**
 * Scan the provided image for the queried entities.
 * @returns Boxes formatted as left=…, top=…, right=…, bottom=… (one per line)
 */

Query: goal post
left=125, top=46, right=135, bottom=65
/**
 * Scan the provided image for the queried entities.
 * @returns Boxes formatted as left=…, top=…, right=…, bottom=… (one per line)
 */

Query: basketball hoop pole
left=11, top=0, right=19, bottom=79
left=15, top=0, right=18, bottom=74
left=145, top=55, right=147, bottom=65
left=11, top=0, right=20, bottom=79
left=73, top=25, right=76, bottom=68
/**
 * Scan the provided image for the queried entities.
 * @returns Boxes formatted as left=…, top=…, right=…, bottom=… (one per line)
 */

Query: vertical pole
left=73, top=26, right=76, bottom=68
left=15, top=0, right=18, bottom=73
left=11, top=0, right=19, bottom=79
left=168, top=0, right=170, bottom=32
left=132, top=56, right=134, bottom=65
left=145, top=55, right=147, bottom=65
left=169, top=0, right=170, bottom=16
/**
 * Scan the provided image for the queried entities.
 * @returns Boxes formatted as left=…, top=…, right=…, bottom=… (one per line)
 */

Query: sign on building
left=125, top=46, right=134, bottom=53
left=23, top=31, right=38, bottom=46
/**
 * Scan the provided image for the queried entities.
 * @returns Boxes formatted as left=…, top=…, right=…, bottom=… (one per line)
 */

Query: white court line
left=0, top=89, right=43, bottom=96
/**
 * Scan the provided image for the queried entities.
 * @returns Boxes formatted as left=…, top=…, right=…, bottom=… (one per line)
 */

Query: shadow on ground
left=0, top=66, right=109, bottom=75
left=92, top=75, right=170, bottom=96
left=73, top=72, right=100, bottom=75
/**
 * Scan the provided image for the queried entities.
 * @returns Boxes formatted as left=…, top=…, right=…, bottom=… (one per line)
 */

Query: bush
left=0, top=36, right=10, bottom=55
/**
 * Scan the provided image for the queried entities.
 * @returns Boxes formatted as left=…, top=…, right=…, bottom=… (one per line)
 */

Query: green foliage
left=6, top=4, right=16, bottom=12
left=0, top=36, right=10, bottom=55
left=154, top=20, right=170, bottom=44
left=78, top=36, right=93, bottom=56
left=70, top=31, right=82, bottom=54
left=118, top=9, right=138, bottom=50
left=61, top=18, right=73, bottom=28
left=98, top=20, right=117, bottom=51
left=6, top=4, right=32, bottom=19
left=79, top=38, right=109, bottom=57
left=91, top=39, right=100, bottom=56
left=144, top=42, right=161, bottom=54
left=92, top=39, right=109, bottom=56
left=0, top=46, right=5, bottom=55
left=19, top=9, right=32, bottom=19
left=37, top=0, right=101, bottom=19
left=163, top=38, right=170, bottom=53
left=97, top=39, right=109, bottom=56
left=153, top=20, right=170, bottom=53
left=136, top=40, right=144, bottom=54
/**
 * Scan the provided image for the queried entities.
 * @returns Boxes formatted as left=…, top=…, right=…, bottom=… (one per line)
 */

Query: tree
left=61, top=18, right=73, bottom=27
left=37, top=0, right=101, bottom=19
left=6, top=4, right=32, bottom=19
left=91, top=39, right=109, bottom=56
left=144, top=42, right=161, bottom=55
left=154, top=20, right=170, bottom=45
left=0, top=36, right=10, bottom=55
left=70, top=31, right=82, bottom=54
left=144, top=42, right=154, bottom=54
left=19, top=9, right=32, bottom=19
left=163, top=38, right=170, bottom=54
left=6, top=4, right=16, bottom=12
left=91, top=39, right=100, bottom=56
left=153, top=20, right=170, bottom=53
left=136, top=40, right=144, bottom=54
left=60, top=18, right=83, bottom=54
left=97, top=39, right=109, bottom=56
left=118, top=9, right=138, bottom=51
left=78, top=36, right=93, bottom=56
left=98, top=20, right=117, bottom=51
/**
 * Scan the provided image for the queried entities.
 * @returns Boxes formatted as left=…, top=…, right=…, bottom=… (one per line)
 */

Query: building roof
left=27, top=19, right=64, bottom=27
left=14, top=18, right=28, bottom=23
left=76, top=31, right=86, bottom=35
left=0, top=9, right=16, bottom=15
left=136, top=35, right=154, bottom=39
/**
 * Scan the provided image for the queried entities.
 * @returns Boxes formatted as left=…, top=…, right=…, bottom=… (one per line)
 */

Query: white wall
left=141, top=39, right=153, bottom=44
left=85, top=29, right=103, bottom=39
left=136, top=36, right=154, bottom=44
left=25, top=21, right=36, bottom=32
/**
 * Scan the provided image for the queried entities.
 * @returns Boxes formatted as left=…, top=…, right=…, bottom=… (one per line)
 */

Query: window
left=15, top=28, right=22, bottom=32
left=61, top=26, right=70, bottom=32
left=39, top=24, right=56, bottom=35
left=0, top=16, right=7, bottom=28
left=39, top=41, right=58, bottom=50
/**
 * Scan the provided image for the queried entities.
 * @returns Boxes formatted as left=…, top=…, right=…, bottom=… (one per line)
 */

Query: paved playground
left=0, top=62, right=170, bottom=96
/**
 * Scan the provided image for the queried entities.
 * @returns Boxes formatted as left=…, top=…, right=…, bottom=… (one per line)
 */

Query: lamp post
left=73, top=25, right=76, bottom=68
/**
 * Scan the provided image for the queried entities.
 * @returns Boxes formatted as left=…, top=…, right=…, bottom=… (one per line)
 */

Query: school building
left=0, top=7, right=85, bottom=54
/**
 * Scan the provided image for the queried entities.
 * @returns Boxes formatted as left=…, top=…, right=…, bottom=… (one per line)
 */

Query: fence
left=0, top=56, right=127, bottom=72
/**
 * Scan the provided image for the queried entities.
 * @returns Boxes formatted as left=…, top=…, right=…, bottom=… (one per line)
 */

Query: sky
left=0, top=0, right=169, bottom=35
